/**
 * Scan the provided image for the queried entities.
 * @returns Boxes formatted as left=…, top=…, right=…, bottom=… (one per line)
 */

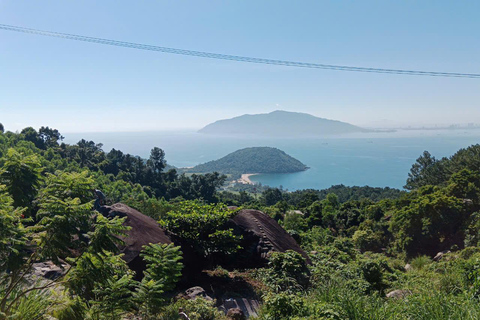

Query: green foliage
left=405, top=145, right=480, bottom=191
left=140, top=243, right=183, bottom=292
left=288, top=185, right=405, bottom=208
left=283, top=212, right=308, bottom=233
left=352, top=229, right=383, bottom=253
left=133, top=279, right=165, bottom=319
left=38, top=126, right=63, bottom=149
left=53, top=296, right=88, bottom=320
left=410, top=255, right=431, bottom=270
left=0, top=148, right=42, bottom=211
left=300, top=226, right=334, bottom=251
left=36, top=171, right=127, bottom=263
left=159, top=297, right=227, bottom=320
left=262, top=187, right=284, bottom=206
left=159, top=201, right=241, bottom=257
left=389, top=187, right=466, bottom=257
left=65, top=251, right=131, bottom=301
left=3, top=126, right=480, bottom=319
left=90, top=274, right=134, bottom=320
left=260, top=292, right=306, bottom=319
left=0, top=186, right=28, bottom=274
left=264, top=250, right=310, bottom=293
left=405, top=151, right=443, bottom=190
left=3, top=284, right=55, bottom=320
left=38, top=171, right=93, bottom=203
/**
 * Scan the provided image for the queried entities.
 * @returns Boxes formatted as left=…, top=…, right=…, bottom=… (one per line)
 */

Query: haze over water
left=64, top=129, right=480, bottom=191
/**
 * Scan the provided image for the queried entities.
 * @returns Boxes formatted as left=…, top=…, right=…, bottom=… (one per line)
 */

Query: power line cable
left=1, top=23, right=479, bottom=79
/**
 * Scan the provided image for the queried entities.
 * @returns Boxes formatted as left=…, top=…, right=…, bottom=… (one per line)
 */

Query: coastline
left=237, top=173, right=258, bottom=185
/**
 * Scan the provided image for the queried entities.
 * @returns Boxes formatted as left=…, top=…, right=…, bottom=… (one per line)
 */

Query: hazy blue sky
left=1, top=1, right=479, bottom=132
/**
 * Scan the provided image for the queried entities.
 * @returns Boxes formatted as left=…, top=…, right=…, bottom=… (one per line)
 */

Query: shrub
left=159, top=201, right=241, bottom=257
left=159, top=297, right=227, bottom=320
left=352, top=229, right=383, bottom=253
left=410, top=255, right=431, bottom=270
left=260, top=292, right=306, bottom=319
left=268, top=250, right=310, bottom=291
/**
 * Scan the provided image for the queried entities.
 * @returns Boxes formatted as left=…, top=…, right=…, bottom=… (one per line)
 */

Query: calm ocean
left=64, top=129, right=480, bottom=191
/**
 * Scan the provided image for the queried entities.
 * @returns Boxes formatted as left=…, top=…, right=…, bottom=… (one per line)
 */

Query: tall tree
left=0, top=148, right=42, bottom=211
left=38, top=126, right=64, bottom=148
left=20, top=127, right=45, bottom=150
left=405, top=151, right=446, bottom=190
left=148, top=147, right=166, bottom=174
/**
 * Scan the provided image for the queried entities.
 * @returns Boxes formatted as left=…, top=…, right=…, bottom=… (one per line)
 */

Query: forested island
left=1, top=124, right=480, bottom=319
left=199, top=110, right=369, bottom=136
left=185, top=147, right=308, bottom=177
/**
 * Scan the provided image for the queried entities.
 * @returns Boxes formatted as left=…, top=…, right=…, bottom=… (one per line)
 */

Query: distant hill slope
left=199, top=110, right=368, bottom=136
left=187, top=147, right=308, bottom=175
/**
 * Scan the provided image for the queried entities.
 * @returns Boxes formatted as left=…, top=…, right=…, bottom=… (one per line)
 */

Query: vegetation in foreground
left=1, top=123, right=480, bottom=319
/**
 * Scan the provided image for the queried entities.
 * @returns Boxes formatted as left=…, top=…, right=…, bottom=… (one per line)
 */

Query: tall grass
left=409, top=255, right=431, bottom=270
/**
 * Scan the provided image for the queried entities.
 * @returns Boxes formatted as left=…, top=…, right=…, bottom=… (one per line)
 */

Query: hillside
left=187, top=147, right=308, bottom=175
left=199, top=110, right=368, bottom=136
left=2, top=125, right=480, bottom=319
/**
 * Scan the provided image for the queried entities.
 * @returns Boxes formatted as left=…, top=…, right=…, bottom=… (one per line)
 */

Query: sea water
left=64, top=129, right=480, bottom=191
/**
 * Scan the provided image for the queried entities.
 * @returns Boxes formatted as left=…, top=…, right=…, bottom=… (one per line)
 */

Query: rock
left=404, top=263, right=413, bottom=272
left=226, top=209, right=310, bottom=267
left=184, top=286, right=213, bottom=301
left=433, top=250, right=451, bottom=261
left=386, top=289, right=411, bottom=299
left=288, top=210, right=304, bottom=216
left=101, top=203, right=172, bottom=278
left=227, top=308, right=246, bottom=320
left=219, top=298, right=260, bottom=319
left=32, top=261, right=68, bottom=280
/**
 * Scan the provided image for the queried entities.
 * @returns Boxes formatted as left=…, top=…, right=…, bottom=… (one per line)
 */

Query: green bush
left=352, top=229, right=383, bottom=253
left=159, top=201, right=241, bottom=257
left=267, top=250, right=310, bottom=291
left=159, top=298, right=227, bottom=320
left=259, top=292, right=306, bottom=320
left=410, top=255, right=431, bottom=270
left=54, top=297, right=88, bottom=320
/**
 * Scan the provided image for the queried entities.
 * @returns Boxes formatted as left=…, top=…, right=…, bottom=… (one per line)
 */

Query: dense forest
left=186, top=147, right=308, bottom=177
left=1, top=124, right=480, bottom=319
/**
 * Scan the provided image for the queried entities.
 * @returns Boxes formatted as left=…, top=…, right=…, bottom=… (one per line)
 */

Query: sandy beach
left=237, top=173, right=257, bottom=185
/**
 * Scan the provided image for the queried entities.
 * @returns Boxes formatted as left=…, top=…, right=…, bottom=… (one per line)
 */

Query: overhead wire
left=1, top=23, right=479, bottom=79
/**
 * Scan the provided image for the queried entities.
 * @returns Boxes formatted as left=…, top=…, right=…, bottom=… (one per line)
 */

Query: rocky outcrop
left=32, top=261, right=68, bottom=280
left=181, top=286, right=213, bottom=301
left=219, top=298, right=260, bottom=319
left=386, top=289, right=411, bottom=299
left=226, top=209, right=310, bottom=267
left=100, top=203, right=172, bottom=277
left=227, top=308, right=247, bottom=320
left=433, top=250, right=451, bottom=262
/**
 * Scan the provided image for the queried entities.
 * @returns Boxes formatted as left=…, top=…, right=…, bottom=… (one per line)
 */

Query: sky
left=0, top=1, right=479, bottom=133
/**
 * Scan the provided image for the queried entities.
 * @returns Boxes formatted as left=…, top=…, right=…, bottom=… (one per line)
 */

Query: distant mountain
left=199, top=110, right=368, bottom=136
left=186, top=147, right=308, bottom=175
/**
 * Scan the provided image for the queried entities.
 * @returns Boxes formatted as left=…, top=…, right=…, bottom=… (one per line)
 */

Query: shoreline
left=237, top=173, right=258, bottom=185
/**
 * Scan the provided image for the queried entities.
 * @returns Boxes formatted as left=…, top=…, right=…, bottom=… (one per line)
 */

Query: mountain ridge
left=199, top=110, right=369, bottom=136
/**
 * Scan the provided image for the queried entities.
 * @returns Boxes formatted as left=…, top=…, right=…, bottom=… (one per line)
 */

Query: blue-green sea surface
left=64, top=129, right=480, bottom=191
